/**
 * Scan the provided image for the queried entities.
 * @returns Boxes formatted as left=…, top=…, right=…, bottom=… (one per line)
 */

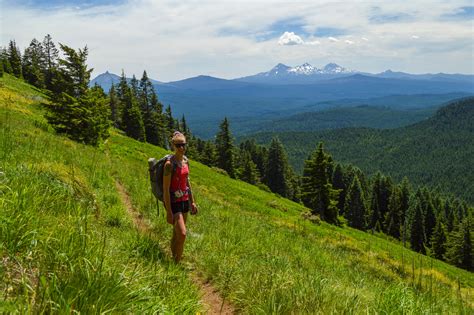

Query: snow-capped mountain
left=265, top=63, right=292, bottom=76
left=268, top=62, right=353, bottom=76
left=236, top=62, right=356, bottom=84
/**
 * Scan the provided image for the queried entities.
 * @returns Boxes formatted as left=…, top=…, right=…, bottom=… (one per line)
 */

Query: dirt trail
left=114, top=180, right=234, bottom=315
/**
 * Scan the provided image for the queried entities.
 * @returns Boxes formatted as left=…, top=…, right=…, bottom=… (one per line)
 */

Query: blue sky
left=1, top=0, right=473, bottom=81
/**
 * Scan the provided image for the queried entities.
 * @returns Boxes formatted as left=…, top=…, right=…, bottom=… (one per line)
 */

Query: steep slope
left=248, top=97, right=474, bottom=203
left=1, top=75, right=472, bottom=313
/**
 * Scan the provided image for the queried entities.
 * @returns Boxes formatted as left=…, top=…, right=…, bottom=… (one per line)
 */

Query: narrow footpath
left=115, top=180, right=234, bottom=315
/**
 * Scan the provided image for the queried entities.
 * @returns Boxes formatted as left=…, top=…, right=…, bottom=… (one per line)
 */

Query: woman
left=163, top=131, right=198, bottom=263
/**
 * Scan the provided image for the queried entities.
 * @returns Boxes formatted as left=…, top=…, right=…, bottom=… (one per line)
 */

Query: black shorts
left=171, top=201, right=190, bottom=215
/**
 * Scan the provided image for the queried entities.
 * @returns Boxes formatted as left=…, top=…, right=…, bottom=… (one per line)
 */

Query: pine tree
left=424, top=198, right=437, bottom=247
left=1, top=47, right=13, bottom=75
left=8, top=40, right=22, bottom=79
left=108, top=84, right=120, bottom=128
left=300, top=142, right=340, bottom=224
left=42, top=34, right=59, bottom=90
left=239, top=151, right=259, bottom=185
left=409, top=201, right=426, bottom=253
left=138, top=70, right=163, bottom=145
left=265, top=137, right=293, bottom=198
left=386, top=186, right=402, bottom=239
left=130, top=74, right=139, bottom=98
left=54, top=44, right=92, bottom=98
left=445, top=218, right=473, bottom=271
left=44, top=45, right=110, bottom=145
left=117, top=70, right=129, bottom=102
left=369, top=173, right=383, bottom=231
left=369, top=173, right=392, bottom=232
left=121, top=87, right=145, bottom=141
left=22, top=38, right=45, bottom=88
left=344, top=175, right=366, bottom=230
left=430, top=216, right=447, bottom=260
left=332, top=163, right=346, bottom=216
left=215, top=117, right=236, bottom=178
left=202, top=141, right=216, bottom=166
left=164, top=105, right=176, bottom=142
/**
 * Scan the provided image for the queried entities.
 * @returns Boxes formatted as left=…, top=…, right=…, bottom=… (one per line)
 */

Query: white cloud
left=345, top=40, right=355, bottom=44
left=305, top=40, right=321, bottom=45
left=278, top=31, right=304, bottom=45
left=411, top=35, right=420, bottom=39
left=1, top=0, right=473, bottom=80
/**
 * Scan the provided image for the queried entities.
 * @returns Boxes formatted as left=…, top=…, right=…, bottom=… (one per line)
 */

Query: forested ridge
left=246, top=97, right=474, bottom=204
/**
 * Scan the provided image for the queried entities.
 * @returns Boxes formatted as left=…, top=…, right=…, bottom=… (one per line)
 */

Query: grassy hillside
left=1, top=74, right=473, bottom=313
left=247, top=97, right=474, bottom=204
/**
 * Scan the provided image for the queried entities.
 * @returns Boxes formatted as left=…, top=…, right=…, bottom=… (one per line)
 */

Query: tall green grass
left=0, top=74, right=201, bottom=313
left=1, top=73, right=473, bottom=313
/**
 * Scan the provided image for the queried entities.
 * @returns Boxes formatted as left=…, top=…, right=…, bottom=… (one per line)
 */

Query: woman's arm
left=163, top=160, right=173, bottom=224
left=187, top=175, right=198, bottom=214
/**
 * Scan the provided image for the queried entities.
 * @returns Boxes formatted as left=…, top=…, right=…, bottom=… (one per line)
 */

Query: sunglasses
left=174, top=143, right=187, bottom=148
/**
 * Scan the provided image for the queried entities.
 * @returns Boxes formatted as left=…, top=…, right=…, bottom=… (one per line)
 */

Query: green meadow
left=1, top=73, right=472, bottom=313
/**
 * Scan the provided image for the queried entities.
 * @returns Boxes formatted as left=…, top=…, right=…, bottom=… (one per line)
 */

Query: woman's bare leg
left=172, top=213, right=187, bottom=263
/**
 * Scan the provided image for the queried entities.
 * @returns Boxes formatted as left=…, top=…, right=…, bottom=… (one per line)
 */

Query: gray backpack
left=148, top=154, right=176, bottom=202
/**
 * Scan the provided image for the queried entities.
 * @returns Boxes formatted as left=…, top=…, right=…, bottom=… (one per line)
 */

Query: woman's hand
left=191, top=202, right=198, bottom=215
left=166, top=211, right=173, bottom=225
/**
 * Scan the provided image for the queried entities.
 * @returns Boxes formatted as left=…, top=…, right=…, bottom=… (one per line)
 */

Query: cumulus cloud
left=345, top=40, right=354, bottom=44
left=277, top=31, right=305, bottom=45
left=305, top=40, right=321, bottom=45
left=2, top=1, right=473, bottom=79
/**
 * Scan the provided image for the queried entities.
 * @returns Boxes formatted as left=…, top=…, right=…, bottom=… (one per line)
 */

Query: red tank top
left=170, top=160, right=189, bottom=202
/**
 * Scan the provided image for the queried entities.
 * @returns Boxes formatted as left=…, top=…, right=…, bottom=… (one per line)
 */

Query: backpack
left=148, top=154, right=176, bottom=202
left=148, top=155, right=190, bottom=215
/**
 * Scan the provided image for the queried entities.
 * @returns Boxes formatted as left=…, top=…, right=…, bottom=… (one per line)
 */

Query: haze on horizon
left=2, top=0, right=473, bottom=81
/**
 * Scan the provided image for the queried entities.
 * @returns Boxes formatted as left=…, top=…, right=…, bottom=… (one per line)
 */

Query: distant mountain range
left=90, top=64, right=474, bottom=138
left=91, top=62, right=474, bottom=89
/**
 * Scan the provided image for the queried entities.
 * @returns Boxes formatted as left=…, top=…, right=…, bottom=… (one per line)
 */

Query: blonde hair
left=171, top=131, right=186, bottom=145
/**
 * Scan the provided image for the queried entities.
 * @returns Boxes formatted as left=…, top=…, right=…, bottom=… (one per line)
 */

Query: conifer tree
left=1, top=47, right=12, bottom=75
left=344, top=175, right=366, bottom=229
left=8, top=40, right=22, bottom=79
left=130, top=74, right=139, bottom=98
left=202, top=141, right=216, bottom=166
left=54, top=44, right=92, bottom=98
left=108, top=84, right=120, bottom=128
left=369, top=173, right=383, bottom=231
left=239, top=151, right=259, bottom=185
left=445, top=218, right=473, bottom=271
left=22, top=38, right=45, bottom=88
left=117, top=70, right=129, bottom=102
left=215, top=117, right=236, bottom=178
left=301, top=142, right=339, bottom=224
left=424, top=198, right=437, bottom=247
left=386, top=186, right=402, bottom=239
left=409, top=201, right=426, bottom=253
left=265, top=137, right=293, bottom=198
left=332, top=163, right=346, bottom=215
left=121, top=87, right=145, bottom=141
left=44, top=44, right=110, bottom=145
left=369, top=173, right=392, bottom=232
left=42, top=34, right=59, bottom=90
left=164, top=105, right=176, bottom=138
left=138, top=70, right=163, bottom=146
left=431, top=216, right=447, bottom=260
